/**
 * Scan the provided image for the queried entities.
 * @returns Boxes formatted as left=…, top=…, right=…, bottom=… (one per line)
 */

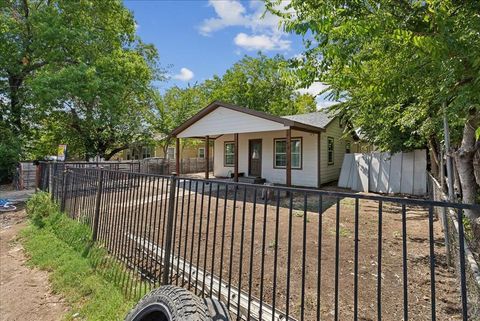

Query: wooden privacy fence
left=338, top=149, right=427, bottom=195
left=140, top=157, right=214, bottom=175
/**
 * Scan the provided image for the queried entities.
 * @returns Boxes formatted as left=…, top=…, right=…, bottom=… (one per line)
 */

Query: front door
left=249, top=139, right=262, bottom=177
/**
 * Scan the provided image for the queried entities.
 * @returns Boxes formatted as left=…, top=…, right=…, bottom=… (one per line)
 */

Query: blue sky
left=123, top=0, right=332, bottom=107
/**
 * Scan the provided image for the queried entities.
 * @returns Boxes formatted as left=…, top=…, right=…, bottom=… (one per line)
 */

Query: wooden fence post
left=60, top=170, right=69, bottom=212
left=92, top=168, right=104, bottom=242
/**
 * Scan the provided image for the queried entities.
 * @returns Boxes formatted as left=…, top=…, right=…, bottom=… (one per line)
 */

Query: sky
left=123, top=0, right=334, bottom=108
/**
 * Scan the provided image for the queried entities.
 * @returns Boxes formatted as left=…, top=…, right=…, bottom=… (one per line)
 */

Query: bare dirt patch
left=83, top=178, right=466, bottom=321
left=0, top=209, right=68, bottom=321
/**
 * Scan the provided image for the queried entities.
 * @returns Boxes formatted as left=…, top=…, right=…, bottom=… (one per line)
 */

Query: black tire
left=125, top=285, right=211, bottom=321
left=203, top=298, right=231, bottom=321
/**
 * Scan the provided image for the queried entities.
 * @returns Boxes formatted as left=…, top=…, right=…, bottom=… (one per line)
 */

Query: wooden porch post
left=317, top=132, right=321, bottom=188
left=286, top=128, right=292, bottom=187
left=175, top=137, right=180, bottom=174
left=205, top=136, right=210, bottom=179
left=234, top=133, right=239, bottom=182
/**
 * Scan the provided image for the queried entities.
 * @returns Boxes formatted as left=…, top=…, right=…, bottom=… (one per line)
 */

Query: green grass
left=21, top=192, right=145, bottom=321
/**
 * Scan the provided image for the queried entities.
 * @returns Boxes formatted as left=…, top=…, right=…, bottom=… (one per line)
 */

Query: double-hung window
left=328, top=137, right=334, bottom=164
left=224, top=142, right=235, bottom=166
left=198, top=147, right=205, bottom=159
left=274, top=138, right=302, bottom=169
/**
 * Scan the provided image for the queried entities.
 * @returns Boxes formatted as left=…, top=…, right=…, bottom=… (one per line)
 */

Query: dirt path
left=0, top=209, right=68, bottom=321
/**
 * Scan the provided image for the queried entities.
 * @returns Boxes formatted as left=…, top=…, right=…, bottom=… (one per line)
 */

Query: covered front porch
left=170, top=101, right=325, bottom=188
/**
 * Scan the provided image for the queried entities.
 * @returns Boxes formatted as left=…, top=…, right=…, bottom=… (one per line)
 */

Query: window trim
left=198, top=147, right=205, bottom=159
left=345, top=141, right=351, bottom=154
left=273, top=137, right=303, bottom=170
left=327, top=136, right=334, bottom=165
left=167, top=147, right=176, bottom=160
left=224, top=141, right=235, bottom=167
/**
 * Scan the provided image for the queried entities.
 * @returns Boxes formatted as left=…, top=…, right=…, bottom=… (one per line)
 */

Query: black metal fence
left=41, top=165, right=480, bottom=321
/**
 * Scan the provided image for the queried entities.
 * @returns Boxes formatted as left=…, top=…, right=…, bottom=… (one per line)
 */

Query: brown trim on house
left=248, top=139, right=262, bottom=177
left=205, top=136, right=210, bottom=179
left=272, top=136, right=303, bottom=170
left=286, top=129, right=291, bottom=187
left=234, top=133, right=239, bottom=182
left=317, top=132, right=321, bottom=188
left=169, top=101, right=325, bottom=138
left=223, top=141, right=235, bottom=167
left=175, top=138, right=180, bottom=174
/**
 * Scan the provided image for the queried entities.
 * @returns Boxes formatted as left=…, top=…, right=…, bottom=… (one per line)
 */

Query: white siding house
left=170, top=101, right=364, bottom=188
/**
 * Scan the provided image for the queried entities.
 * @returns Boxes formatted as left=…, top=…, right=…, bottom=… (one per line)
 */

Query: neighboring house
left=170, top=101, right=370, bottom=188
left=118, top=139, right=211, bottom=161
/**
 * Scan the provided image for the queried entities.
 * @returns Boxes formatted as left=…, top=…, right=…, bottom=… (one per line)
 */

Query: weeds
left=22, top=192, right=142, bottom=320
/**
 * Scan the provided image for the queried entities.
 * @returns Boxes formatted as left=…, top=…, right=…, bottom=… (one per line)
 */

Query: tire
left=125, top=285, right=211, bottom=321
left=203, top=298, right=231, bottom=321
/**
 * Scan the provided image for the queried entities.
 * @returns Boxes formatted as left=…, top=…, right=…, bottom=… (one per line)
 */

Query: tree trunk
left=8, top=75, right=24, bottom=134
left=428, top=137, right=440, bottom=178
left=104, top=145, right=129, bottom=160
left=454, top=109, right=480, bottom=219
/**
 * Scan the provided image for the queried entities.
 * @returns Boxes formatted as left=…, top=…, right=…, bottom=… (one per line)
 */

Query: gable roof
left=170, top=101, right=327, bottom=137
left=282, top=110, right=336, bottom=129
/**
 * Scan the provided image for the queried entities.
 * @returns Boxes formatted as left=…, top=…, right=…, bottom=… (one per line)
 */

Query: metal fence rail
left=40, top=164, right=480, bottom=321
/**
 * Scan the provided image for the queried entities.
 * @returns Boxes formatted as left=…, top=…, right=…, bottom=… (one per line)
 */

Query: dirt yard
left=84, top=178, right=466, bottom=321
left=0, top=208, right=68, bottom=321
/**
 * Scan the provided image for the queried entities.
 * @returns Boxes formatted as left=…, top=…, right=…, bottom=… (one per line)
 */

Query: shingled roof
left=282, top=110, right=335, bottom=129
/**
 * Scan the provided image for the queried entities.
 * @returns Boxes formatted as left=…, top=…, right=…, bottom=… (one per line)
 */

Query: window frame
left=166, top=147, right=175, bottom=160
left=198, top=147, right=205, bottom=159
left=345, top=142, right=351, bottom=154
left=224, top=141, right=235, bottom=167
left=327, top=136, right=334, bottom=165
left=273, top=137, right=303, bottom=170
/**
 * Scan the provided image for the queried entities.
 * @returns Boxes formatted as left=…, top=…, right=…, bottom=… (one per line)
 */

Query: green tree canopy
left=1, top=0, right=161, bottom=161
left=204, top=53, right=317, bottom=116
left=268, top=0, right=480, bottom=215
left=150, top=53, right=317, bottom=151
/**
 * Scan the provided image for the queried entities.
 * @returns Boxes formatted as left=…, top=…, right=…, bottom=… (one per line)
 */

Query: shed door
left=249, top=139, right=262, bottom=177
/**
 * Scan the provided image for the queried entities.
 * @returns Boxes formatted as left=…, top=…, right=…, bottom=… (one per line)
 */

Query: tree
left=151, top=85, right=208, bottom=156
left=268, top=0, right=480, bottom=218
left=204, top=53, right=317, bottom=116
left=1, top=0, right=160, bottom=161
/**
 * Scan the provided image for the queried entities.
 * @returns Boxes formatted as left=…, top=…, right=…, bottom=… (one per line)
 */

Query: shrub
left=26, top=192, right=59, bottom=227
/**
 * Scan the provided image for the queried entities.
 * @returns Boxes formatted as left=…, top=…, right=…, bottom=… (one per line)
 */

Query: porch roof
left=170, top=101, right=326, bottom=138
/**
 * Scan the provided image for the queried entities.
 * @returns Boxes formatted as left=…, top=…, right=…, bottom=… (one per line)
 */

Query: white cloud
left=199, top=0, right=292, bottom=51
left=173, top=68, right=194, bottom=81
left=234, top=33, right=291, bottom=51
left=297, top=82, right=330, bottom=97
left=199, top=0, right=247, bottom=35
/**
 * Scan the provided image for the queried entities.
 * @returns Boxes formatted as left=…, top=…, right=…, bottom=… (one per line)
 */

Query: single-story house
left=115, top=136, right=212, bottom=161
left=170, top=101, right=370, bottom=188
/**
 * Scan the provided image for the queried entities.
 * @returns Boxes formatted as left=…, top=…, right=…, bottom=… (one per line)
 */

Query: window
left=224, top=142, right=235, bottom=167
left=142, top=147, right=152, bottom=159
left=328, top=137, right=334, bottom=165
left=274, top=138, right=302, bottom=169
left=167, top=147, right=175, bottom=160
left=345, top=142, right=351, bottom=154
left=198, top=147, right=205, bottom=159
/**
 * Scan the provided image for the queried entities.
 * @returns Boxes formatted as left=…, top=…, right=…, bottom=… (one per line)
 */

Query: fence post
left=51, top=162, right=57, bottom=201
left=92, top=168, right=105, bottom=242
left=60, top=170, right=69, bottom=212
left=162, top=173, right=178, bottom=285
